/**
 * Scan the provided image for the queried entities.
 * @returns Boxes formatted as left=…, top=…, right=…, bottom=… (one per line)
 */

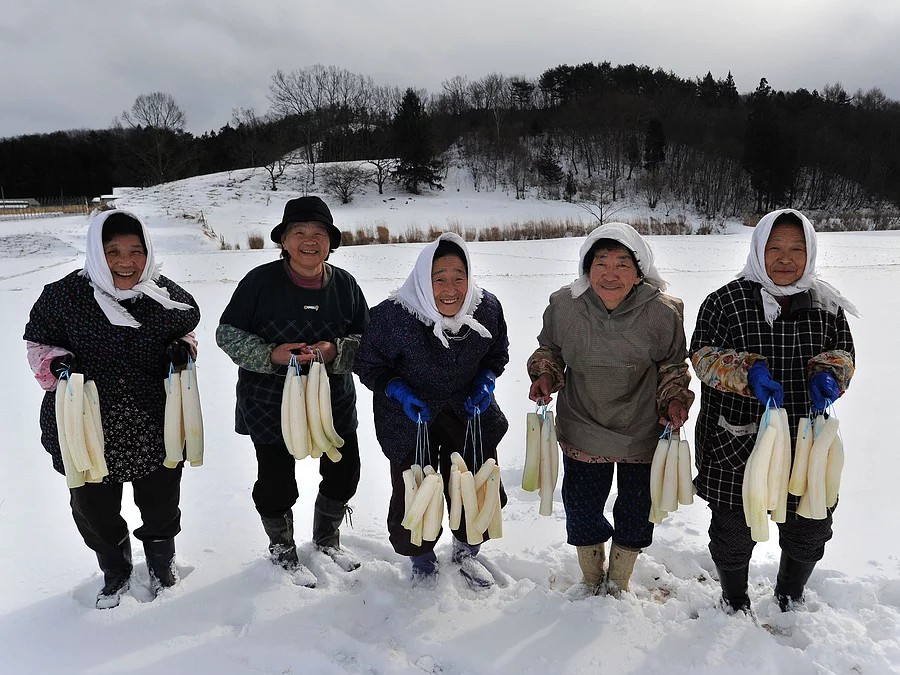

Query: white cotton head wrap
left=738, top=208, right=860, bottom=325
left=79, top=209, right=193, bottom=328
left=569, top=222, right=668, bottom=298
left=390, top=232, right=492, bottom=348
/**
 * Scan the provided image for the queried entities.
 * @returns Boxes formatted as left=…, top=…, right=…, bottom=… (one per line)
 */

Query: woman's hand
left=529, top=374, right=555, bottom=405
left=661, top=399, right=689, bottom=429
left=271, top=341, right=338, bottom=366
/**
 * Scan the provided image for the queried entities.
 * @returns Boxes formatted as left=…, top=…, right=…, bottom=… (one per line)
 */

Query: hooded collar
left=390, top=232, right=492, bottom=348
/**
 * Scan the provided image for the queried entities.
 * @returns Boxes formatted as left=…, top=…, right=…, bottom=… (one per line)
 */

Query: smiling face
left=282, top=221, right=330, bottom=277
left=764, top=223, right=807, bottom=286
left=589, top=245, right=641, bottom=310
left=104, top=233, right=147, bottom=290
left=431, top=253, right=469, bottom=317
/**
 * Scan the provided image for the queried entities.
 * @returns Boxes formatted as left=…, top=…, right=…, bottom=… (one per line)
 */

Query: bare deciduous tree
left=321, top=163, right=370, bottom=203
left=115, top=92, right=188, bottom=185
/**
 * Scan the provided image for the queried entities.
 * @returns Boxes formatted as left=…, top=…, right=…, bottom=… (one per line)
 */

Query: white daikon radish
left=422, top=475, right=444, bottom=541
left=64, top=374, right=92, bottom=472
left=744, top=421, right=778, bottom=542
left=474, top=465, right=502, bottom=534
left=547, top=411, right=559, bottom=488
left=805, top=416, right=840, bottom=519
left=423, top=464, right=436, bottom=476
left=402, top=469, right=418, bottom=517
left=677, top=439, right=694, bottom=506
left=539, top=420, right=554, bottom=515
left=401, top=473, right=442, bottom=530
left=473, top=458, right=496, bottom=491
left=56, top=379, right=85, bottom=488
left=770, top=409, right=791, bottom=524
left=304, top=365, right=331, bottom=458
left=411, top=464, right=424, bottom=486
left=796, top=492, right=812, bottom=518
left=164, top=371, right=185, bottom=468
left=82, top=394, right=107, bottom=482
left=280, top=366, right=296, bottom=456
left=660, top=434, right=680, bottom=512
left=788, top=417, right=813, bottom=496
left=315, top=363, right=345, bottom=449
left=766, top=409, right=786, bottom=511
left=449, top=465, right=462, bottom=530
left=522, top=412, right=541, bottom=492
left=289, top=372, right=311, bottom=459
left=649, top=436, right=669, bottom=519
left=825, top=433, right=844, bottom=508
left=459, top=470, right=483, bottom=545
left=487, top=498, right=503, bottom=538
left=181, top=363, right=204, bottom=467
left=450, top=452, right=468, bottom=473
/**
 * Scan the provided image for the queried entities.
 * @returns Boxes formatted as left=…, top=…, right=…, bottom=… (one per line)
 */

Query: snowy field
left=1, top=170, right=899, bottom=674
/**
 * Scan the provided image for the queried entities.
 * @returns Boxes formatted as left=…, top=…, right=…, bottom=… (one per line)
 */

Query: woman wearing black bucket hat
left=217, top=196, right=369, bottom=587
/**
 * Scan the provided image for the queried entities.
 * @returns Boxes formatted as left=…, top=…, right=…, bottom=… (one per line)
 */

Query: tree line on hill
left=1, top=62, right=898, bottom=221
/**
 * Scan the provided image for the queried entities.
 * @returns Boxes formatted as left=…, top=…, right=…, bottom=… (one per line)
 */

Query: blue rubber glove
left=385, top=379, right=431, bottom=423
left=809, top=372, right=840, bottom=411
left=463, top=369, right=496, bottom=418
left=747, top=361, right=784, bottom=407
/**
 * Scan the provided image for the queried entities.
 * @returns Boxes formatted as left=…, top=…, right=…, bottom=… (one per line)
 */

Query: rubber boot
left=95, top=535, right=133, bottom=609
left=452, top=539, right=494, bottom=589
left=144, top=538, right=177, bottom=596
left=261, top=512, right=316, bottom=587
left=576, top=543, right=607, bottom=593
left=716, top=564, right=751, bottom=614
left=313, top=493, right=360, bottom=571
left=774, top=552, right=816, bottom=612
left=606, top=543, right=640, bottom=596
left=410, top=551, right=438, bottom=586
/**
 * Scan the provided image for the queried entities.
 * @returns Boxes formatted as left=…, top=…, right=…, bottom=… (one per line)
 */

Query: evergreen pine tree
left=391, top=88, right=443, bottom=194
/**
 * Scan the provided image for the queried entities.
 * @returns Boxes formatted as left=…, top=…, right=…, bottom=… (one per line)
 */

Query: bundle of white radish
left=794, top=414, right=842, bottom=520
left=401, top=464, right=445, bottom=546
left=522, top=409, right=559, bottom=515
left=741, top=407, right=791, bottom=541
left=280, top=357, right=343, bottom=462
left=648, top=430, right=694, bottom=524
left=447, top=453, right=503, bottom=545
left=55, top=374, right=108, bottom=488
left=163, top=360, right=204, bottom=468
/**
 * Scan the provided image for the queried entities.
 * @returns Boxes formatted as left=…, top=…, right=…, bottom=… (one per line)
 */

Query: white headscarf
left=79, top=209, right=194, bottom=328
left=738, top=208, right=860, bottom=325
left=569, top=222, right=668, bottom=298
left=390, top=232, right=492, bottom=348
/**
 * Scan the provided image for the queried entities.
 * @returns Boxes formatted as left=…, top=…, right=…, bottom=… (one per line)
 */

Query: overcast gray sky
left=2, top=0, right=899, bottom=139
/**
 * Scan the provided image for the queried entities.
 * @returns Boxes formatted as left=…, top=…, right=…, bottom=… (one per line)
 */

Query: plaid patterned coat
left=217, top=260, right=369, bottom=444
left=690, top=279, right=855, bottom=509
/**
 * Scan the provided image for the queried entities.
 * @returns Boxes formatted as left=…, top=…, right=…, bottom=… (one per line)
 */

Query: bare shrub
left=247, top=230, right=265, bottom=249
left=376, top=225, right=390, bottom=244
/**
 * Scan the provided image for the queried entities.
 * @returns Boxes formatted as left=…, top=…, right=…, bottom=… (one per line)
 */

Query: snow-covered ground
left=2, top=170, right=899, bottom=674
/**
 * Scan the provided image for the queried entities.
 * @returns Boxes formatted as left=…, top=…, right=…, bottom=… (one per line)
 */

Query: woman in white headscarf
left=527, top=222, right=694, bottom=596
left=23, top=209, right=199, bottom=609
left=690, top=208, right=856, bottom=615
left=354, top=233, right=509, bottom=589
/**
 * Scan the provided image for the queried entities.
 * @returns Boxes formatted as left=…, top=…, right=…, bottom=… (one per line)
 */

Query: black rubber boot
left=313, top=494, right=360, bottom=571
left=95, top=536, right=133, bottom=609
left=716, top=564, right=751, bottom=614
left=774, top=552, right=816, bottom=611
left=261, top=512, right=300, bottom=569
left=144, top=538, right=177, bottom=595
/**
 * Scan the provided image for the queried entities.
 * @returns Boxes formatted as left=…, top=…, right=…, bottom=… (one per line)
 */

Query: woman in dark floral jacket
left=24, top=209, right=200, bottom=609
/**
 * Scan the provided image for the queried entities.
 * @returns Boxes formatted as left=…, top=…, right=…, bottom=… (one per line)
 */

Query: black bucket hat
left=270, top=196, right=341, bottom=250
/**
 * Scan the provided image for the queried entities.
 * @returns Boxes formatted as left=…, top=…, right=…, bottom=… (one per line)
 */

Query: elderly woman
left=354, top=233, right=509, bottom=588
left=528, top=222, right=693, bottom=596
left=691, top=208, right=857, bottom=613
left=23, top=209, right=200, bottom=608
left=217, top=196, right=369, bottom=588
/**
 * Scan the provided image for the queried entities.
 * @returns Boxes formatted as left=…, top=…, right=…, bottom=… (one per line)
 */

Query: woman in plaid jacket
left=690, top=208, right=857, bottom=614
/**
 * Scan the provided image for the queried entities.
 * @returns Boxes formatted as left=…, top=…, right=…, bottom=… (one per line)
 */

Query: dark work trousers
left=70, top=464, right=183, bottom=552
left=708, top=504, right=835, bottom=569
left=561, top=455, right=653, bottom=550
left=252, top=432, right=361, bottom=519
left=387, top=410, right=507, bottom=557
